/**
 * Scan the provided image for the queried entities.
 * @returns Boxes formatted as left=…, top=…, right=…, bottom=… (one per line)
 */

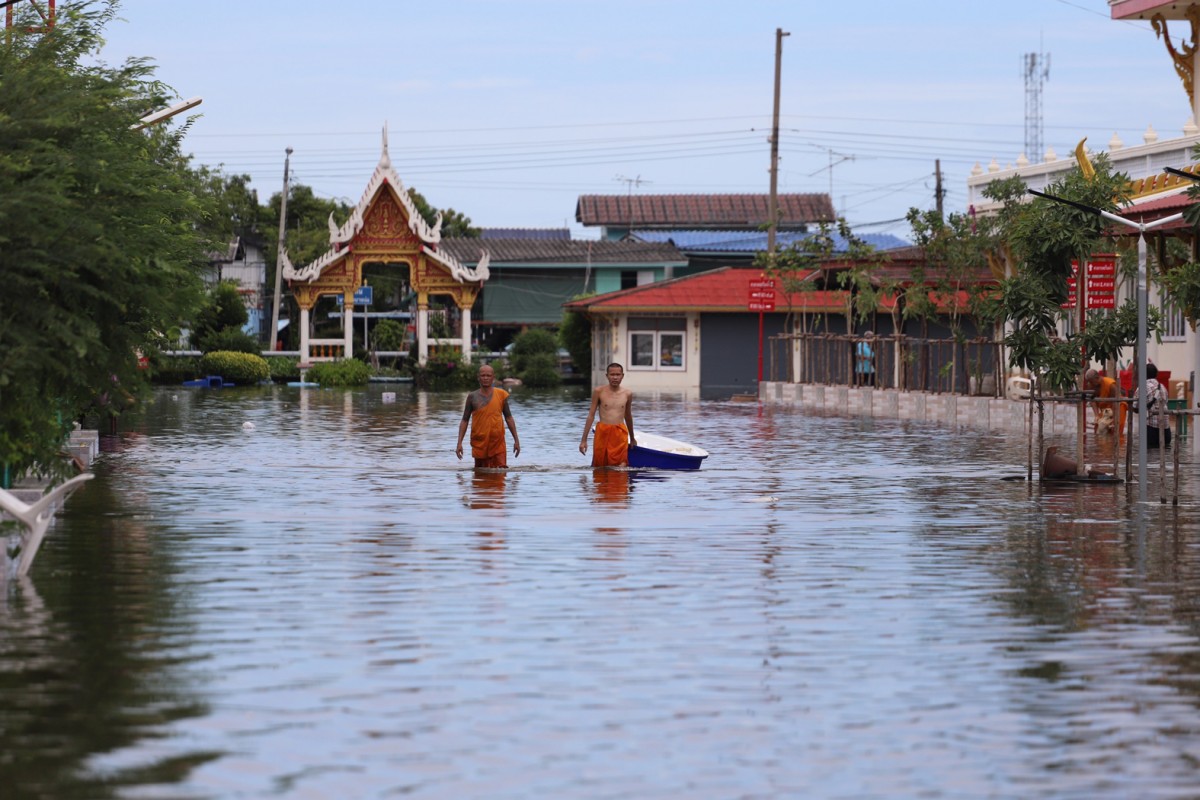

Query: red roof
left=565, top=267, right=850, bottom=313
left=575, top=194, right=834, bottom=228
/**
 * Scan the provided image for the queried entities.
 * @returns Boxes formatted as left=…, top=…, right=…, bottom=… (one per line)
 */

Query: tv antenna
left=614, top=175, right=652, bottom=235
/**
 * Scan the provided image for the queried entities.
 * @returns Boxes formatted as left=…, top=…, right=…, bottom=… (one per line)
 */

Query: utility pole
left=935, top=159, right=945, bottom=218
left=269, top=147, right=293, bottom=351
left=768, top=27, right=790, bottom=256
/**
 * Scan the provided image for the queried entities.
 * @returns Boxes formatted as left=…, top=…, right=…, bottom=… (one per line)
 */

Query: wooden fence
left=767, top=333, right=1005, bottom=396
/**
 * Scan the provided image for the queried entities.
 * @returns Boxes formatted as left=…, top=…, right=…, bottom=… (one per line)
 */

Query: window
left=1160, top=290, right=1187, bottom=341
left=628, top=317, right=686, bottom=371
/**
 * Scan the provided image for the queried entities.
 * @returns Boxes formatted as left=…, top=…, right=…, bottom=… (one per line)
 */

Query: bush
left=198, top=351, right=270, bottom=384
left=373, top=319, right=406, bottom=351
left=149, top=354, right=202, bottom=384
left=306, top=358, right=371, bottom=387
left=509, top=329, right=561, bottom=386
left=267, top=357, right=301, bottom=382
left=413, top=348, right=472, bottom=390
left=199, top=326, right=261, bottom=354
left=520, top=352, right=561, bottom=388
left=559, top=308, right=592, bottom=376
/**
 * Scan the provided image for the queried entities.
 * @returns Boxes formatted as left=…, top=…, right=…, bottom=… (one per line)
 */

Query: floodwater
left=4, top=385, right=1200, bottom=799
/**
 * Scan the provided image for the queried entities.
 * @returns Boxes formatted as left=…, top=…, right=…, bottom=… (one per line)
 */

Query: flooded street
left=4, top=385, right=1200, bottom=798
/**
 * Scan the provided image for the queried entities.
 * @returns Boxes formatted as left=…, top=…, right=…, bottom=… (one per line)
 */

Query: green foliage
left=0, top=2, right=211, bottom=477
left=306, top=358, right=371, bottom=387
left=198, top=351, right=270, bottom=384
left=409, top=188, right=481, bottom=237
left=413, top=349, right=470, bottom=390
left=1079, top=300, right=1161, bottom=363
left=509, top=328, right=561, bottom=386
left=267, top=357, right=301, bottom=382
left=559, top=306, right=592, bottom=375
left=373, top=319, right=407, bottom=351
left=1159, top=259, right=1200, bottom=331
left=199, top=326, right=260, bottom=355
left=192, top=281, right=249, bottom=349
left=997, top=155, right=1135, bottom=382
left=148, top=354, right=202, bottom=385
left=520, top=353, right=561, bottom=388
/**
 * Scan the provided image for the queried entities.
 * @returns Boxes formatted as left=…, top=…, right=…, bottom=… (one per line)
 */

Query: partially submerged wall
left=759, top=381, right=1079, bottom=435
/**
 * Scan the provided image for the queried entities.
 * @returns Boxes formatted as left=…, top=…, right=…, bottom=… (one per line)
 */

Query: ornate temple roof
left=281, top=127, right=489, bottom=284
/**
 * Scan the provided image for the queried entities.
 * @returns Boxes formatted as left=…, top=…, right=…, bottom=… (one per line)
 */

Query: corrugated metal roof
left=632, top=229, right=910, bottom=253
left=575, top=194, right=835, bottom=227
left=480, top=227, right=571, bottom=240
left=439, top=237, right=686, bottom=265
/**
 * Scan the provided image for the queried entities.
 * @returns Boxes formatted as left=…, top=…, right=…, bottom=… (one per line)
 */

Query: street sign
left=354, top=286, right=374, bottom=306
left=749, top=279, right=776, bottom=290
left=1063, top=255, right=1118, bottom=309
left=748, top=300, right=776, bottom=312
left=748, top=290, right=775, bottom=300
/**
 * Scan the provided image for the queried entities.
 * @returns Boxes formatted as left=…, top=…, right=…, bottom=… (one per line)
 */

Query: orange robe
left=592, top=422, right=629, bottom=467
left=1095, top=376, right=1126, bottom=436
left=470, top=388, right=510, bottom=468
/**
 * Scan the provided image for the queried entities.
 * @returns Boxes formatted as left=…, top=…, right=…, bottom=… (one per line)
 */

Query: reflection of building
left=205, top=234, right=269, bottom=340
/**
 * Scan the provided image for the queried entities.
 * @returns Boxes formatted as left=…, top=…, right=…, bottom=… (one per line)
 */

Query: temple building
left=281, top=129, right=489, bottom=366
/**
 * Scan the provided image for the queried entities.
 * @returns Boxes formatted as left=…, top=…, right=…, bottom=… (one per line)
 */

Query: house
left=437, top=237, right=687, bottom=348
left=565, top=266, right=846, bottom=399
left=576, top=193, right=834, bottom=241
left=205, top=233, right=270, bottom=341
left=565, top=245, right=1001, bottom=399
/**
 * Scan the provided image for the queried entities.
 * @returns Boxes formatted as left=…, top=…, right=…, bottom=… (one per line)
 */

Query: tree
left=0, top=2, right=212, bottom=480
left=559, top=301, right=593, bottom=376
left=1001, top=153, right=1141, bottom=392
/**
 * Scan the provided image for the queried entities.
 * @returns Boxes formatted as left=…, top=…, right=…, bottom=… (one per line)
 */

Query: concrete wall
left=759, top=381, right=1079, bottom=436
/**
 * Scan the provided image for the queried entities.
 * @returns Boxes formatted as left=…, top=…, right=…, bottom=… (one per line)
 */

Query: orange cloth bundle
left=591, top=422, right=629, bottom=467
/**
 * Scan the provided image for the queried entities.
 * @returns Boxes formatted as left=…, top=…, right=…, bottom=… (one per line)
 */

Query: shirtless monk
left=456, top=364, right=520, bottom=468
left=579, top=362, right=636, bottom=466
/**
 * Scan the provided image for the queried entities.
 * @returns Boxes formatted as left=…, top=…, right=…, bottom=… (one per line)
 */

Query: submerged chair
left=1, top=473, right=93, bottom=581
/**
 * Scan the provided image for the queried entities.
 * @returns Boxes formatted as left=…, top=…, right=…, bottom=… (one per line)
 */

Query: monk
left=1084, top=368, right=1125, bottom=437
left=456, top=364, right=520, bottom=468
left=579, top=362, right=636, bottom=466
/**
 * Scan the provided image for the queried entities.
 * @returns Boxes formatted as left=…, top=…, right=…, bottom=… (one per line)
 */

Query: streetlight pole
left=767, top=27, right=789, bottom=257
left=1029, top=189, right=1182, bottom=502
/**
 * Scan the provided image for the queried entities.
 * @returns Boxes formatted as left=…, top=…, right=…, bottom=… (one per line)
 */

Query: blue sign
left=354, top=286, right=373, bottom=306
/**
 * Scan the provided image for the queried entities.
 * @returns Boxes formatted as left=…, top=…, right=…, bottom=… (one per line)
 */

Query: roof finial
left=381, top=123, right=391, bottom=170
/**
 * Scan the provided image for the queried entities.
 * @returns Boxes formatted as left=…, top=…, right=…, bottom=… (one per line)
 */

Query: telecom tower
left=1023, top=51, right=1050, bottom=161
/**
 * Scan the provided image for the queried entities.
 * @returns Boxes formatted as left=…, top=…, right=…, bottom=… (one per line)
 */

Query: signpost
left=749, top=278, right=776, bottom=383
left=1062, top=255, right=1116, bottom=310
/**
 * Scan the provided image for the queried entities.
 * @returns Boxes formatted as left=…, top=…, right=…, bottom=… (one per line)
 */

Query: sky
left=93, top=0, right=1196, bottom=241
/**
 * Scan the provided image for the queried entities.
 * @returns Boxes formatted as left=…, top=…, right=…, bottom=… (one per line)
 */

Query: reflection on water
left=4, top=385, right=1200, bottom=798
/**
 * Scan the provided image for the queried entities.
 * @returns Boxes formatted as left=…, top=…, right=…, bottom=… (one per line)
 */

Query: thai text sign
left=1063, top=255, right=1117, bottom=310
left=748, top=278, right=776, bottom=311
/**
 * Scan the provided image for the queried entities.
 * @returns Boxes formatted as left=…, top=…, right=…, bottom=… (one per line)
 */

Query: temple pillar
left=300, top=306, right=311, bottom=363
left=461, top=306, right=472, bottom=364
left=417, top=293, right=429, bottom=366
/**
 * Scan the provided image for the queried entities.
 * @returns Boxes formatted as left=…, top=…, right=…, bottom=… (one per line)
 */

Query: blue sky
left=98, top=0, right=1192, bottom=240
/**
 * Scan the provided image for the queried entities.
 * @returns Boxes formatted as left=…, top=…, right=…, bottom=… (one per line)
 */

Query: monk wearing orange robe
left=456, top=365, right=520, bottom=468
left=579, top=362, right=636, bottom=467
left=1084, top=368, right=1126, bottom=438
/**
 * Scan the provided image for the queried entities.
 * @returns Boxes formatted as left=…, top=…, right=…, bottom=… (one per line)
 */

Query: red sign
left=749, top=279, right=776, bottom=290
left=1063, top=255, right=1118, bottom=309
left=748, top=289, right=775, bottom=300
left=748, top=300, right=776, bottom=312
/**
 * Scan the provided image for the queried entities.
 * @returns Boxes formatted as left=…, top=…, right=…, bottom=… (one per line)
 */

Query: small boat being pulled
left=628, top=432, right=709, bottom=470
